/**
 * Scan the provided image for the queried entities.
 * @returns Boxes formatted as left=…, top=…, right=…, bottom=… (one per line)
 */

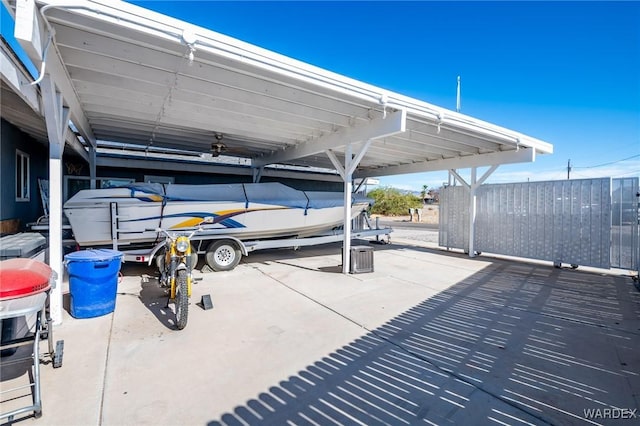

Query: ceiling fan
left=206, top=133, right=251, bottom=163
left=210, top=133, right=227, bottom=157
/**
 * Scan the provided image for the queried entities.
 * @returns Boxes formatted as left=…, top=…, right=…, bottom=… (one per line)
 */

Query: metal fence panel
left=439, top=185, right=468, bottom=250
left=476, top=179, right=612, bottom=268
left=611, top=177, right=639, bottom=270
left=440, top=178, right=617, bottom=269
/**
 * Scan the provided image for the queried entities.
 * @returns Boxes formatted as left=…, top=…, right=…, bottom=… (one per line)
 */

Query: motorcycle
left=152, top=227, right=200, bottom=330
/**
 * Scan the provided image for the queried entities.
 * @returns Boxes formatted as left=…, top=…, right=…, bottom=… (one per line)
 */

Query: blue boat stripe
left=123, top=211, right=246, bottom=229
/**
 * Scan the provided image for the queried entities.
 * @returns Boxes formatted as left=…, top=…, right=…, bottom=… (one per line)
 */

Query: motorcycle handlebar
left=145, top=227, right=202, bottom=239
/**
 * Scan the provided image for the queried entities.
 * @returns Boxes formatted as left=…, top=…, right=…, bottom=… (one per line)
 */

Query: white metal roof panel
left=8, top=0, right=553, bottom=177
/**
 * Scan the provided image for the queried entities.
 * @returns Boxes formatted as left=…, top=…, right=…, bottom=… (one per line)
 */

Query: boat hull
left=64, top=183, right=371, bottom=247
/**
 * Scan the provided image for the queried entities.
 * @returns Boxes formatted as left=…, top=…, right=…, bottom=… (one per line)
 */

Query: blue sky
left=4, top=1, right=639, bottom=191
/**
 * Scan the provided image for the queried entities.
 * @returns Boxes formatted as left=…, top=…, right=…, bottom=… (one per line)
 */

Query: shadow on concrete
left=118, top=262, right=214, bottom=329
left=62, top=292, right=70, bottom=315
left=136, top=275, right=179, bottom=331
left=317, top=265, right=343, bottom=274
left=113, top=238, right=426, bottom=277
left=232, top=238, right=439, bottom=270
left=208, top=260, right=640, bottom=425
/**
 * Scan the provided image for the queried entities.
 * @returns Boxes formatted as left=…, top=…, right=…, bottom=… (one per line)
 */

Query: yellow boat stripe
left=171, top=217, right=205, bottom=229
left=215, top=209, right=245, bottom=215
left=168, top=206, right=292, bottom=229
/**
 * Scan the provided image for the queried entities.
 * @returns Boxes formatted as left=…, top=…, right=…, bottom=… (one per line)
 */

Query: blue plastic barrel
left=64, top=249, right=123, bottom=318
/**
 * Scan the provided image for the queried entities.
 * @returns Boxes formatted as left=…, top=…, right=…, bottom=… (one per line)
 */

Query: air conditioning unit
left=349, top=245, right=374, bottom=274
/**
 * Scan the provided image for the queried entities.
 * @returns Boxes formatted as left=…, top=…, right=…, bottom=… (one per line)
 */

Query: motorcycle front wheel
left=174, top=269, right=189, bottom=330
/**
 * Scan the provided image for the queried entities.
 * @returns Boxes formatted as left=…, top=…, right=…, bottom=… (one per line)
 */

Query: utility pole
left=456, top=76, right=461, bottom=112
left=567, top=159, right=571, bottom=180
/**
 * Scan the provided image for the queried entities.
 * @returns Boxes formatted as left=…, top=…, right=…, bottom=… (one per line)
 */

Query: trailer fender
left=193, top=235, right=247, bottom=256
left=147, top=241, right=167, bottom=266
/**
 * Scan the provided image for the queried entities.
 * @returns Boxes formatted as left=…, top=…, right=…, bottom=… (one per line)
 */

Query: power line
left=573, top=154, right=640, bottom=169
left=612, top=169, right=640, bottom=177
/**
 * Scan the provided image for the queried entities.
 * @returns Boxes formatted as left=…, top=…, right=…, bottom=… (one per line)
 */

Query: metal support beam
left=469, top=167, right=478, bottom=258
left=326, top=143, right=379, bottom=273
left=449, top=169, right=470, bottom=189
left=477, top=165, right=498, bottom=187
left=89, top=145, right=97, bottom=189
left=451, top=165, right=499, bottom=258
left=325, top=140, right=381, bottom=273
left=354, top=148, right=534, bottom=179
left=449, top=164, right=497, bottom=190
left=318, top=115, right=405, bottom=274
left=65, top=133, right=89, bottom=163
left=347, top=139, right=372, bottom=177
left=254, top=110, right=406, bottom=167
left=353, top=178, right=368, bottom=194
left=342, top=143, right=353, bottom=274
left=325, top=149, right=345, bottom=179
left=41, top=74, right=69, bottom=325
left=252, top=166, right=264, bottom=183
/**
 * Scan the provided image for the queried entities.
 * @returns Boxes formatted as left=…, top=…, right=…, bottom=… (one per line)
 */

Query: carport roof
left=1, top=35, right=89, bottom=159
left=7, top=0, right=553, bottom=178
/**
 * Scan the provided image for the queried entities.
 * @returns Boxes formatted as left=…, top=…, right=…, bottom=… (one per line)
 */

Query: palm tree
left=420, top=185, right=428, bottom=204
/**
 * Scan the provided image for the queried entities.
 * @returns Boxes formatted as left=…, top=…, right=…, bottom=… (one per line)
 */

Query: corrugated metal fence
left=611, top=178, right=639, bottom=270
left=440, top=177, right=639, bottom=270
left=439, top=183, right=469, bottom=251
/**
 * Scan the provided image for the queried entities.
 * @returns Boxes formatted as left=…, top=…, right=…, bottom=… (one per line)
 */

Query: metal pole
left=635, top=186, right=639, bottom=279
left=49, top=155, right=64, bottom=324
left=342, top=143, right=353, bottom=274
left=41, top=75, right=68, bottom=325
left=89, top=146, right=97, bottom=189
left=469, top=167, right=477, bottom=257
left=456, top=76, right=461, bottom=113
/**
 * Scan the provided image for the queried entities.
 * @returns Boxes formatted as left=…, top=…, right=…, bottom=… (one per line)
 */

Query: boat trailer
left=110, top=212, right=392, bottom=272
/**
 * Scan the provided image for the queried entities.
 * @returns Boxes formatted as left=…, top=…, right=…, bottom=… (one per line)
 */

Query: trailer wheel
left=155, top=250, right=165, bottom=271
left=205, top=240, right=241, bottom=271
left=189, top=245, right=199, bottom=269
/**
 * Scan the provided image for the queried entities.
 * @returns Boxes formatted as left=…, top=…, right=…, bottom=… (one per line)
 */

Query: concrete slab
left=99, top=262, right=374, bottom=425
left=2, top=238, right=639, bottom=425
left=1, top=306, right=111, bottom=425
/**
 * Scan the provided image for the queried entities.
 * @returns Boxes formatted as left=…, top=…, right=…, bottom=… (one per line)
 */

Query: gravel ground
left=389, top=226, right=439, bottom=245
left=372, top=216, right=440, bottom=246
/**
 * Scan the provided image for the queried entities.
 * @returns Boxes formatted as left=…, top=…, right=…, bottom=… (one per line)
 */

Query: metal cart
left=0, top=259, right=63, bottom=421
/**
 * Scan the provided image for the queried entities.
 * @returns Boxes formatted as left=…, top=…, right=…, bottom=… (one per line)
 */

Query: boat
left=63, top=182, right=372, bottom=247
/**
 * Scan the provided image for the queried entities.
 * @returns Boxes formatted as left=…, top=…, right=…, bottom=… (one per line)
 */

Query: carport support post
left=41, top=75, right=70, bottom=325
left=450, top=165, right=498, bottom=258
left=326, top=139, right=374, bottom=274
left=469, top=167, right=478, bottom=258
left=89, top=146, right=97, bottom=189
left=343, top=143, right=353, bottom=274
left=252, top=166, right=264, bottom=183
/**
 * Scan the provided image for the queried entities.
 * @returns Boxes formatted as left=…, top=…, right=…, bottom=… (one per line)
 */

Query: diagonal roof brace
left=253, top=110, right=406, bottom=168
left=325, top=139, right=373, bottom=181
left=449, top=165, right=498, bottom=190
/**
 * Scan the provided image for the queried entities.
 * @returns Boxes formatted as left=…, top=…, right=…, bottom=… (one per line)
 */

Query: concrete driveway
left=2, top=236, right=639, bottom=425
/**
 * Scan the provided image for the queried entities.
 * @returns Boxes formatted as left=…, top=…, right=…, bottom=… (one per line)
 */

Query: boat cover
left=122, top=182, right=371, bottom=210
